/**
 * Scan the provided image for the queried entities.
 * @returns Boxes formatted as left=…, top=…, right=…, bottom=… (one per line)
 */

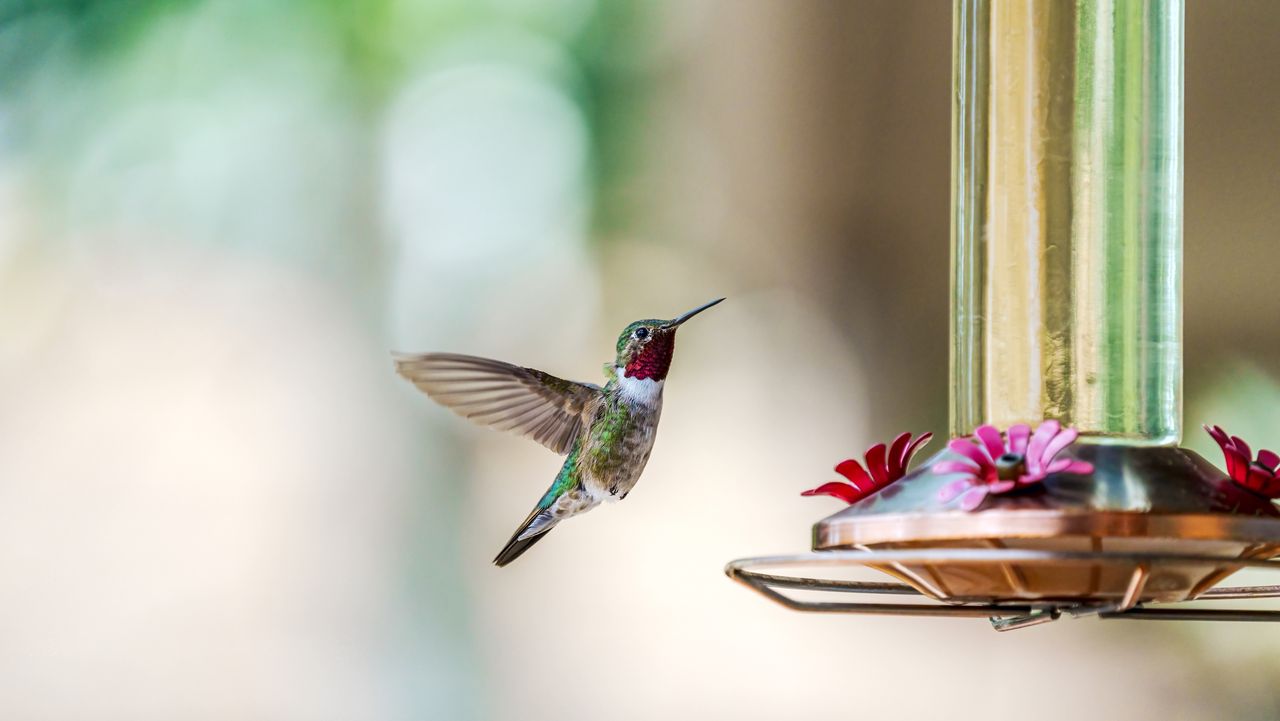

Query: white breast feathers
left=615, top=367, right=664, bottom=406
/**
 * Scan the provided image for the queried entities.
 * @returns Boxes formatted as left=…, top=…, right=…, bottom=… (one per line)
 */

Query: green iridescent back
left=539, top=439, right=582, bottom=509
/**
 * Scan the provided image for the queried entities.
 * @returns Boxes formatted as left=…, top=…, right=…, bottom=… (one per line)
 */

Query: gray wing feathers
left=393, top=352, right=600, bottom=455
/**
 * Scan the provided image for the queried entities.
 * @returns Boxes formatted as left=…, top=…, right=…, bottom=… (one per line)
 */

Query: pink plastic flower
left=801, top=432, right=932, bottom=504
left=1205, top=425, right=1280, bottom=499
left=933, top=420, right=1093, bottom=511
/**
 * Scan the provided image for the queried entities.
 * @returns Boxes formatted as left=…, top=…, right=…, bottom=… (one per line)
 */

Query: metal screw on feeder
left=726, top=0, right=1280, bottom=630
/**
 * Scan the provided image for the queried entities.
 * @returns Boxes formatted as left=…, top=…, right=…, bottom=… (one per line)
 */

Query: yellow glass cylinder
left=951, top=0, right=1183, bottom=445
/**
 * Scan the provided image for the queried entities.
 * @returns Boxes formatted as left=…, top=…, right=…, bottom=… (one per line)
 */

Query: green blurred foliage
left=0, top=0, right=655, bottom=237
left=0, top=0, right=198, bottom=70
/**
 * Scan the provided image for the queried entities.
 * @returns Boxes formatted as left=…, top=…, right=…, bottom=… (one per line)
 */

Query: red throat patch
left=624, top=334, right=675, bottom=380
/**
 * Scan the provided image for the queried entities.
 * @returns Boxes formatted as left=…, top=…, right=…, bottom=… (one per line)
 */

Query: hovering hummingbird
left=394, top=298, right=724, bottom=566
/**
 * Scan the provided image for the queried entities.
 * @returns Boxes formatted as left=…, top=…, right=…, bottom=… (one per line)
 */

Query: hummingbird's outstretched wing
left=393, top=352, right=601, bottom=455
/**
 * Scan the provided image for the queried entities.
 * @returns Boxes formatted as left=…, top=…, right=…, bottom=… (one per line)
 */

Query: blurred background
left=2, top=1, right=1280, bottom=719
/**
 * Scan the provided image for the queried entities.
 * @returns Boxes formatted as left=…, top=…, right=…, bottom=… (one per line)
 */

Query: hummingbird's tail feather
left=493, top=508, right=559, bottom=567
left=492, top=528, right=552, bottom=567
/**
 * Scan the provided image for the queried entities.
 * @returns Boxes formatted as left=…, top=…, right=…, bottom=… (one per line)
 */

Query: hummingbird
left=394, top=298, right=724, bottom=566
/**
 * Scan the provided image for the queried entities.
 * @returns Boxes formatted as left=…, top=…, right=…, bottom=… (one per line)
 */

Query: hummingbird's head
left=613, top=298, right=724, bottom=381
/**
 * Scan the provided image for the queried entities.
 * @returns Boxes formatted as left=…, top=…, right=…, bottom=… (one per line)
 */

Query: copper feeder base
left=726, top=444, right=1280, bottom=628
left=813, top=444, right=1280, bottom=604
left=832, top=535, right=1276, bottom=605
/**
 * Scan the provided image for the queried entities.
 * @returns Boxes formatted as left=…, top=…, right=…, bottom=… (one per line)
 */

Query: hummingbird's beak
left=662, top=297, right=725, bottom=329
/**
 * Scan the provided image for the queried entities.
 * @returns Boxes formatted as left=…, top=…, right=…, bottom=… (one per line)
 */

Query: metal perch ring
left=726, top=549, right=1280, bottom=632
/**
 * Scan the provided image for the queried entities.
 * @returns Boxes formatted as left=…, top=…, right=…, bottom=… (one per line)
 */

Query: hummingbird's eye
left=634, top=327, right=649, bottom=340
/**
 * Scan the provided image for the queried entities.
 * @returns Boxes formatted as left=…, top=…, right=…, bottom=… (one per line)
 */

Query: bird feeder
left=726, top=0, right=1280, bottom=630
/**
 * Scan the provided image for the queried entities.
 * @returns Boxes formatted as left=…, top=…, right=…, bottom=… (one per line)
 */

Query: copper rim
left=815, top=508, right=1280, bottom=550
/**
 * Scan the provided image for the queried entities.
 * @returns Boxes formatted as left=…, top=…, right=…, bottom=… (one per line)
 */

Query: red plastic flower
left=933, top=420, right=1093, bottom=511
left=1205, top=425, right=1280, bottom=499
left=801, top=432, right=932, bottom=504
